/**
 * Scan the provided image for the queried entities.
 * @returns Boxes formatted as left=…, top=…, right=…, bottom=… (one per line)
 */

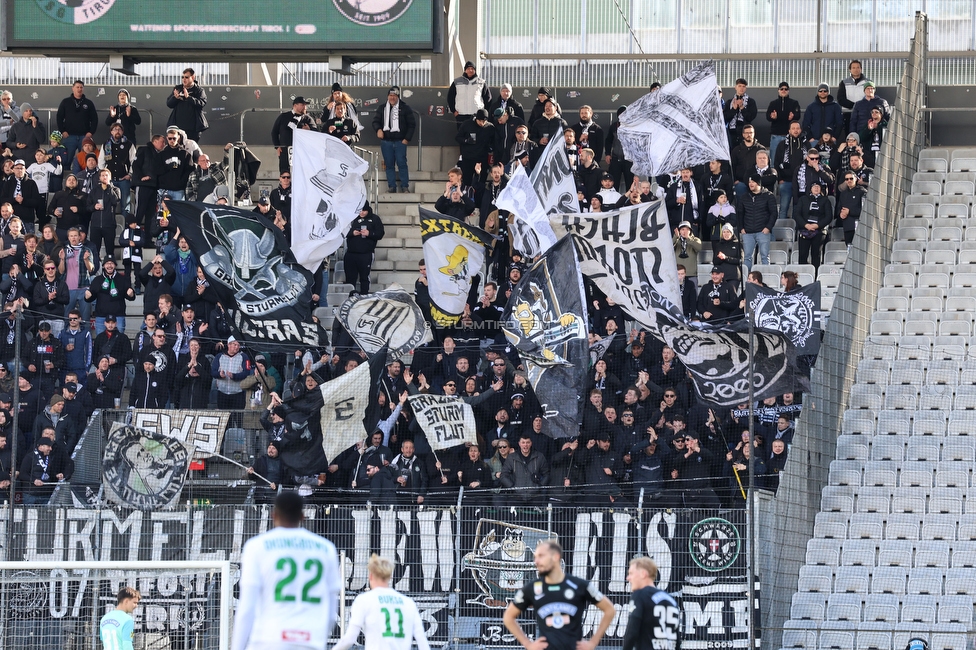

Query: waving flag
left=292, top=128, right=369, bottom=271
left=746, top=282, right=822, bottom=355
left=617, top=62, right=730, bottom=177
left=530, top=128, right=581, bottom=217
left=420, top=208, right=493, bottom=327
left=102, top=423, right=194, bottom=510
left=167, top=201, right=327, bottom=348
left=333, top=286, right=432, bottom=363
left=496, top=164, right=560, bottom=258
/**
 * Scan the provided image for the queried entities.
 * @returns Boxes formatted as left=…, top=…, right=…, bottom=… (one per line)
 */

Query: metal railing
left=757, top=12, right=929, bottom=649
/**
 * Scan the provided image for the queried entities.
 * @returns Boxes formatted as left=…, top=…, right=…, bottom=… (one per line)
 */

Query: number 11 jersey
left=336, top=586, right=430, bottom=650
left=233, top=526, right=341, bottom=650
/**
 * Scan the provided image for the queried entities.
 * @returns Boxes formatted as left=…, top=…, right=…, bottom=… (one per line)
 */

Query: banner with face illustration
left=420, top=208, right=494, bottom=327
left=167, top=201, right=327, bottom=347
left=745, top=282, right=822, bottom=356
left=334, top=286, right=432, bottom=362
left=102, top=423, right=195, bottom=510
left=291, top=128, right=369, bottom=272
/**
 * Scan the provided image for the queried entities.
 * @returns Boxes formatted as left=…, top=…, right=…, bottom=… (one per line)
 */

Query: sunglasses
left=809, top=156, right=820, bottom=160
left=281, top=175, right=291, bottom=179
left=444, top=383, right=456, bottom=387
left=182, top=75, right=192, bottom=79
left=44, top=266, right=55, bottom=270
left=167, top=137, right=178, bottom=142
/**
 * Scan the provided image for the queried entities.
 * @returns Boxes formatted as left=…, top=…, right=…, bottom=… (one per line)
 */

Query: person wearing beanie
left=44, top=130, right=69, bottom=193
left=448, top=60, right=492, bottom=128
left=723, top=78, right=758, bottom=148
left=247, top=440, right=284, bottom=502
left=6, top=102, right=48, bottom=162
left=323, top=81, right=364, bottom=135
left=487, top=82, right=525, bottom=124
left=72, top=135, right=100, bottom=175
left=271, top=95, right=316, bottom=173
left=490, top=105, right=526, bottom=169
left=527, top=87, right=560, bottom=129
left=105, top=89, right=142, bottom=142
left=801, top=83, right=843, bottom=147
left=455, top=108, right=495, bottom=186
left=765, top=81, right=801, bottom=157
left=343, top=200, right=385, bottom=295
left=604, top=105, right=634, bottom=191
left=849, top=81, right=890, bottom=136
left=0, top=155, right=43, bottom=226
left=33, top=393, right=77, bottom=455
left=372, top=87, right=416, bottom=194
left=55, top=80, right=99, bottom=164
left=734, top=172, right=778, bottom=270
left=836, top=130, right=864, bottom=174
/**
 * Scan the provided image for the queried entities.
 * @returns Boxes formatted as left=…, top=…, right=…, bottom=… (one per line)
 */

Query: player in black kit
left=503, top=539, right=616, bottom=650
left=622, top=557, right=681, bottom=650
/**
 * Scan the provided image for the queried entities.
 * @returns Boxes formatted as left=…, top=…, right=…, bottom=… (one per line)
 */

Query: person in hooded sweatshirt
left=447, top=61, right=492, bottom=129
left=342, top=201, right=385, bottom=296
left=154, top=129, right=192, bottom=202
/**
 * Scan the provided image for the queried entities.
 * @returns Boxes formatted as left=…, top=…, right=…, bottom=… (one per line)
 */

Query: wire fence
left=755, top=12, right=929, bottom=649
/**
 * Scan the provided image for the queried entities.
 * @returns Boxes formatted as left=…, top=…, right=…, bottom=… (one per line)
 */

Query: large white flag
left=495, top=164, right=559, bottom=258
left=530, top=128, right=581, bottom=217
left=407, top=394, right=478, bottom=451
left=617, top=61, right=730, bottom=177
left=318, top=361, right=372, bottom=464
left=291, top=129, right=368, bottom=272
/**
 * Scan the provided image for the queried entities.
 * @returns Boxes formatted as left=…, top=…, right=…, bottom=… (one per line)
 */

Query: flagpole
left=746, top=291, right=757, bottom=650
left=209, top=452, right=273, bottom=486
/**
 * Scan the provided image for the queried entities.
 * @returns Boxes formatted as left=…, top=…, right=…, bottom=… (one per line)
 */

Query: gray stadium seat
left=934, top=463, right=970, bottom=488
left=837, top=436, right=870, bottom=461
left=869, top=566, right=908, bottom=595
left=922, top=248, right=956, bottom=265
left=841, top=539, right=878, bottom=566
left=912, top=410, right=948, bottom=435
left=885, top=513, right=922, bottom=540
left=784, top=626, right=820, bottom=650
left=956, top=517, right=976, bottom=540
left=807, top=538, right=843, bottom=566
left=884, top=271, right=916, bottom=288
left=906, top=437, right=940, bottom=462
left=862, top=594, right=899, bottom=624
left=891, top=489, right=927, bottom=514
left=950, top=157, right=976, bottom=172
left=862, top=337, right=898, bottom=360
left=844, top=409, right=878, bottom=435
left=834, top=565, right=871, bottom=593
left=947, top=411, right=976, bottom=435
left=855, top=487, right=891, bottom=514
left=943, top=180, right=974, bottom=195
left=919, top=386, right=954, bottom=410
left=877, top=409, right=912, bottom=435
left=819, top=631, right=855, bottom=650
left=932, top=336, right=967, bottom=360
left=826, top=593, right=863, bottom=622
left=896, top=336, right=932, bottom=360
left=929, top=634, right=968, bottom=650
left=829, top=460, right=863, bottom=487
left=849, top=390, right=883, bottom=412
left=792, top=592, right=827, bottom=620
left=856, top=630, right=892, bottom=650
left=929, top=488, right=964, bottom=515
left=857, top=361, right=890, bottom=385
left=899, top=595, right=937, bottom=623
left=914, top=540, right=951, bottom=567
left=798, top=564, right=834, bottom=594
left=906, top=566, right=944, bottom=595
left=870, top=436, right=907, bottom=461
left=937, top=594, right=973, bottom=624
left=941, top=437, right=976, bottom=461
left=848, top=513, right=885, bottom=540
left=822, top=486, right=856, bottom=513
left=917, top=272, right=951, bottom=289
left=862, top=461, right=898, bottom=487
left=912, top=180, right=943, bottom=195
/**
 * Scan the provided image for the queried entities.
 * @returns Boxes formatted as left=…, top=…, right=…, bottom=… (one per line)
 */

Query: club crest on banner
left=510, top=281, right=583, bottom=364
left=689, top=517, right=741, bottom=572
left=102, top=423, right=194, bottom=511
left=746, top=282, right=822, bottom=355
left=462, top=519, right=556, bottom=607
left=334, top=286, right=431, bottom=362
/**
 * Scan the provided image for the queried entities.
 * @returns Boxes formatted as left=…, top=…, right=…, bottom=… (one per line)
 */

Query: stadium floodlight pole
left=746, top=299, right=757, bottom=650
left=7, top=304, right=22, bottom=534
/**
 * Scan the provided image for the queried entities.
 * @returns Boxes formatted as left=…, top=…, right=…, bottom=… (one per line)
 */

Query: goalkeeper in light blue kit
left=100, top=586, right=141, bottom=650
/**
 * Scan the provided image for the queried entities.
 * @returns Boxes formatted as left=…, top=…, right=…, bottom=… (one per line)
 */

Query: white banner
left=494, top=164, right=559, bottom=258
left=529, top=128, right=581, bottom=217
left=550, top=200, right=681, bottom=331
left=319, top=361, right=373, bottom=463
left=291, top=128, right=368, bottom=272
left=130, top=409, right=230, bottom=459
left=407, top=394, right=478, bottom=451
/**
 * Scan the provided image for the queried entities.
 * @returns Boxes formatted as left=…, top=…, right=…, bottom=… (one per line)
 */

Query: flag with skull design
left=167, top=201, right=328, bottom=348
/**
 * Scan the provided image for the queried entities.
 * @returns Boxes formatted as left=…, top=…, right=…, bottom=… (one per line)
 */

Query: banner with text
left=130, top=410, right=230, bottom=459
left=407, top=394, right=478, bottom=451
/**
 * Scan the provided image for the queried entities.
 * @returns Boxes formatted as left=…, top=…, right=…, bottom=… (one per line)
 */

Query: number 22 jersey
left=232, top=526, right=341, bottom=650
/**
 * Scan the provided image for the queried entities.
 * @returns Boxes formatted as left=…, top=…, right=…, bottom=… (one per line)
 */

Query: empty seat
left=833, top=565, right=871, bottom=594
left=920, top=518, right=957, bottom=541
left=871, top=436, right=906, bottom=461
left=912, top=410, right=948, bottom=435
left=890, top=249, right=924, bottom=265
left=935, top=463, right=970, bottom=488
left=807, top=538, right=842, bottom=566
left=857, top=362, right=889, bottom=385
left=899, top=594, right=937, bottom=623
left=906, top=566, right=944, bottom=594
left=884, top=271, right=916, bottom=288
left=952, top=385, right=976, bottom=409
left=896, top=336, right=932, bottom=359
left=891, top=489, right=927, bottom=514
left=841, top=539, right=877, bottom=567
left=856, top=487, right=891, bottom=514
left=914, top=540, right=951, bottom=567
left=850, top=391, right=883, bottom=411
left=822, top=486, right=856, bottom=513
left=827, top=593, right=863, bottom=622
left=929, top=488, right=964, bottom=515
left=944, top=180, right=974, bottom=195
left=862, top=461, right=898, bottom=487
left=862, top=338, right=898, bottom=360
left=938, top=597, right=974, bottom=626
left=950, top=157, right=976, bottom=172
left=950, top=147, right=976, bottom=161
left=769, top=249, right=789, bottom=265
left=856, top=630, right=892, bottom=650
left=947, top=411, right=976, bottom=435
left=929, top=634, right=968, bottom=650
left=837, top=436, right=870, bottom=461
left=938, top=202, right=970, bottom=219
left=798, top=564, right=834, bottom=594
left=862, top=594, right=900, bottom=623
left=890, top=360, right=925, bottom=384
left=919, top=386, right=954, bottom=410
left=885, top=513, right=921, bottom=540
left=943, top=567, right=975, bottom=594
left=917, top=272, right=951, bottom=289
left=951, top=540, right=976, bottom=566
left=942, top=437, right=976, bottom=461
left=820, top=631, right=855, bottom=650
left=829, top=460, right=863, bottom=487
left=917, top=158, right=948, bottom=173
left=844, top=410, right=878, bottom=435
left=932, top=336, right=967, bottom=360
left=773, top=227, right=794, bottom=242
left=877, top=540, right=914, bottom=566
left=792, top=592, right=827, bottom=620
left=906, top=438, right=940, bottom=462
left=848, top=513, right=885, bottom=540
left=784, top=625, right=820, bottom=650
left=912, top=180, right=943, bottom=195
left=869, top=566, right=907, bottom=595
left=878, top=409, right=913, bottom=435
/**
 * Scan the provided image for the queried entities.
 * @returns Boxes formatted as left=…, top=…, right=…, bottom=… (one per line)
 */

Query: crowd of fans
left=0, top=61, right=881, bottom=508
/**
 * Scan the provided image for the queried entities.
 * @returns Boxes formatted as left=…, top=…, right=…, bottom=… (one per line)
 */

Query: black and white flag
left=130, top=409, right=230, bottom=459
left=407, top=394, right=478, bottom=451
left=420, top=208, right=494, bottom=327
left=530, top=128, right=581, bottom=217
left=644, top=289, right=804, bottom=407
left=746, top=282, right=822, bottom=355
left=332, top=285, right=432, bottom=362
left=550, top=200, right=682, bottom=331
left=102, top=423, right=194, bottom=511
left=292, top=128, right=369, bottom=271
left=167, top=201, right=327, bottom=348
left=617, top=62, right=730, bottom=177
left=503, top=237, right=588, bottom=440
left=495, top=164, right=559, bottom=258
left=318, top=361, right=376, bottom=464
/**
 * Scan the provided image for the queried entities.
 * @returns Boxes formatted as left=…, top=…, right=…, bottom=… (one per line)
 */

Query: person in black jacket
left=165, top=68, right=208, bottom=142
left=604, top=106, right=634, bottom=192
left=92, top=315, right=132, bottom=372
left=774, top=121, right=807, bottom=221
left=55, top=81, right=99, bottom=163
left=835, top=172, right=866, bottom=245
left=26, top=322, right=63, bottom=399
left=87, top=355, right=124, bottom=409
left=700, top=159, right=735, bottom=215
left=343, top=201, right=384, bottom=295
left=434, top=182, right=476, bottom=221
left=796, top=182, right=832, bottom=270
left=765, top=82, right=802, bottom=157
left=723, top=78, right=758, bottom=148
left=19, top=439, right=58, bottom=504
left=528, top=100, right=567, bottom=155
left=491, top=106, right=524, bottom=168
left=247, top=441, right=284, bottom=503
left=1, top=159, right=44, bottom=226
left=697, top=267, right=738, bottom=322
left=455, top=109, right=495, bottom=187
left=734, top=174, right=778, bottom=270
left=271, top=96, right=316, bottom=173
left=6, top=105, right=47, bottom=161
left=664, top=167, right=705, bottom=234
left=154, top=130, right=193, bottom=201
left=322, top=102, right=359, bottom=146
left=85, top=257, right=135, bottom=334
left=105, top=89, right=141, bottom=143
left=712, top=223, right=743, bottom=285
left=86, top=169, right=121, bottom=258
left=372, top=86, right=416, bottom=194
left=173, top=338, right=210, bottom=409
left=132, top=136, right=164, bottom=232
left=793, top=148, right=835, bottom=208
left=32, top=260, right=69, bottom=330
left=571, top=105, right=606, bottom=161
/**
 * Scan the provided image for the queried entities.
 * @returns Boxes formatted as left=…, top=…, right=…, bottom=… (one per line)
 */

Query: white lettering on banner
left=131, top=410, right=230, bottom=458
left=685, top=601, right=726, bottom=635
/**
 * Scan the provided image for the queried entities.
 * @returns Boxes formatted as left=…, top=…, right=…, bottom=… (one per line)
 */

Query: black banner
left=166, top=201, right=327, bottom=348
left=746, top=282, right=822, bottom=356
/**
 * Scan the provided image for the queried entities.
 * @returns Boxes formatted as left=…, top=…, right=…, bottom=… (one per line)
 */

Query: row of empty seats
left=895, top=224, right=976, bottom=242
left=821, top=485, right=976, bottom=515
left=806, top=536, right=975, bottom=567
left=815, top=511, right=976, bottom=540
left=910, top=180, right=976, bottom=196
left=855, top=359, right=976, bottom=384
left=784, top=625, right=968, bottom=650
left=791, top=591, right=973, bottom=625
left=904, top=201, right=976, bottom=219
left=912, top=171, right=976, bottom=184
left=829, top=460, right=976, bottom=488
left=842, top=410, right=976, bottom=437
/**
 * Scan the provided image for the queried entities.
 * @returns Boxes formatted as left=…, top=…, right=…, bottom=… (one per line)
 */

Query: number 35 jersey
left=512, top=575, right=605, bottom=650
left=233, top=527, right=341, bottom=650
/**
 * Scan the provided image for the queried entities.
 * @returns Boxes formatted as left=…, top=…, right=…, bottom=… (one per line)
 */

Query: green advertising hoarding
left=7, top=0, right=440, bottom=52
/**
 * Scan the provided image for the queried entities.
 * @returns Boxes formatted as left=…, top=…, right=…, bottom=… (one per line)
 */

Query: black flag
left=502, top=237, right=588, bottom=439
left=746, top=281, right=822, bottom=356
left=166, top=201, right=327, bottom=348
